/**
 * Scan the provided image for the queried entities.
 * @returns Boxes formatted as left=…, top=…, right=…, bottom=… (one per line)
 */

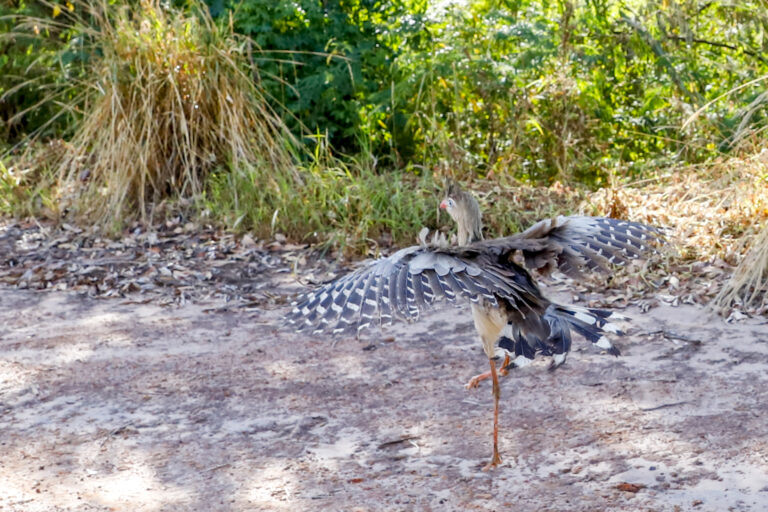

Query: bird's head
left=440, top=181, right=483, bottom=245
left=439, top=181, right=462, bottom=215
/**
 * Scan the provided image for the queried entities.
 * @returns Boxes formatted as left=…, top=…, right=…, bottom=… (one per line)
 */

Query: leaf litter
left=3, top=153, right=768, bottom=321
left=0, top=216, right=341, bottom=309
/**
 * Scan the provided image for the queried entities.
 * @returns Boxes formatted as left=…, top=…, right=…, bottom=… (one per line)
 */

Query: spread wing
left=288, top=215, right=663, bottom=336
left=479, top=216, right=664, bottom=277
left=287, top=245, right=546, bottom=335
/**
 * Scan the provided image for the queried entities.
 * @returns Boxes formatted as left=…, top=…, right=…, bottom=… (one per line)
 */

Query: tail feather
left=550, top=304, right=625, bottom=355
left=498, top=304, right=627, bottom=370
left=541, top=313, right=572, bottom=355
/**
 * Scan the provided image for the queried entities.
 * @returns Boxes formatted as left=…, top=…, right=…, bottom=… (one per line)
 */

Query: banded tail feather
left=497, top=304, right=628, bottom=371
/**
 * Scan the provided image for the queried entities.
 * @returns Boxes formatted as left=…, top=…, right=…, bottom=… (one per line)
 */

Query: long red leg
left=482, top=357, right=502, bottom=471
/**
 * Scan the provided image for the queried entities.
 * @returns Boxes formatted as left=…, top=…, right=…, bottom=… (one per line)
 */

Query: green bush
left=393, top=0, right=768, bottom=184
left=211, top=0, right=428, bottom=160
left=0, top=0, right=77, bottom=146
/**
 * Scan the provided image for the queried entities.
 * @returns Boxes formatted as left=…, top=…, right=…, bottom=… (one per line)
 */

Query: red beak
left=439, top=200, right=448, bottom=210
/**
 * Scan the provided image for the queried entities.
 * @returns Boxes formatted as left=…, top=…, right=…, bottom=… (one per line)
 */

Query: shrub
left=10, top=0, right=297, bottom=227
left=214, top=0, right=427, bottom=159
left=0, top=0, right=72, bottom=145
left=393, top=0, right=768, bottom=184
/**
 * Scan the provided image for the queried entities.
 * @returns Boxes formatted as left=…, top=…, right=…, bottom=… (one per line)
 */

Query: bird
left=288, top=182, right=662, bottom=470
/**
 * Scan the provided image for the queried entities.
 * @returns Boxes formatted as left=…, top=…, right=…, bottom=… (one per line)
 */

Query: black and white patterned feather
left=480, top=215, right=664, bottom=277
left=288, top=215, right=663, bottom=335
left=290, top=245, right=538, bottom=335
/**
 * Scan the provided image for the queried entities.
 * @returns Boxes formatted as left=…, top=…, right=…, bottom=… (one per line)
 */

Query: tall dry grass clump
left=25, top=0, right=295, bottom=226
left=714, top=223, right=768, bottom=313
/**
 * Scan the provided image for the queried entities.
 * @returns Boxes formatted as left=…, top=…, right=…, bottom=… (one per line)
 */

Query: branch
left=666, top=34, right=767, bottom=64
left=621, top=16, right=703, bottom=107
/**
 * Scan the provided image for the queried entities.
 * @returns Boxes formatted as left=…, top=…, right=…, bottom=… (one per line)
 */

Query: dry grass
left=20, top=0, right=296, bottom=228
left=585, top=155, right=768, bottom=264
left=714, top=225, right=768, bottom=313
left=581, top=152, right=768, bottom=313
left=0, top=140, right=63, bottom=217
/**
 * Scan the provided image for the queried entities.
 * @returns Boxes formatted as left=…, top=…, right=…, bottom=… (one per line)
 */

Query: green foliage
left=212, top=0, right=427, bottom=158
left=197, top=0, right=768, bottom=187
left=391, top=0, right=768, bottom=185
left=205, top=138, right=439, bottom=254
left=0, top=0, right=76, bottom=144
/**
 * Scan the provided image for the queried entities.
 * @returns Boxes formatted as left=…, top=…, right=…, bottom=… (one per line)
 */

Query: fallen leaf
left=616, top=482, right=644, bottom=493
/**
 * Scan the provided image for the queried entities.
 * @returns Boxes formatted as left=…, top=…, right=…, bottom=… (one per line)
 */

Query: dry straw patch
left=584, top=153, right=768, bottom=313
left=39, top=0, right=295, bottom=227
left=714, top=226, right=768, bottom=314
left=587, top=154, right=768, bottom=263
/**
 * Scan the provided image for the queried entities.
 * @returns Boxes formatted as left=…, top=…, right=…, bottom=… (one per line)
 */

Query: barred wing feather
left=288, top=215, right=662, bottom=336
left=480, top=216, right=663, bottom=277
left=288, top=245, right=541, bottom=335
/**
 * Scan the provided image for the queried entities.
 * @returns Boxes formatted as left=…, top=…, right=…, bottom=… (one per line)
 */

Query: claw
left=466, top=367, right=509, bottom=389
left=482, top=451, right=502, bottom=471
left=466, top=355, right=510, bottom=389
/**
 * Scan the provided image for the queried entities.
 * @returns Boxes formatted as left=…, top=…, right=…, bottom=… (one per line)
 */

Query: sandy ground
left=1, top=280, right=768, bottom=511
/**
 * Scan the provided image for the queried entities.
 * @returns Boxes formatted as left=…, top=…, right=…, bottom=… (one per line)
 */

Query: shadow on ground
left=1, top=283, right=767, bottom=511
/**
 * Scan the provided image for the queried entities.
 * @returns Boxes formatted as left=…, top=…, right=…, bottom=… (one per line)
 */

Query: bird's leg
left=482, top=357, right=502, bottom=471
left=466, top=354, right=510, bottom=389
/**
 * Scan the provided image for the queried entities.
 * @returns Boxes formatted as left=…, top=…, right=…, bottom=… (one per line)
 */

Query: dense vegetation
left=1, top=0, right=768, bottom=251
left=208, top=0, right=768, bottom=184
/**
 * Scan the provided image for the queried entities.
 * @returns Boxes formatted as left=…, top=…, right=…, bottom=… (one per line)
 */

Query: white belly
left=471, top=301, right=507, bottom=358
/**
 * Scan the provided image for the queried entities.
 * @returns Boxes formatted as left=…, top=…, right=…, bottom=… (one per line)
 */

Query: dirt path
left=1, top=282, right=767, bottom=511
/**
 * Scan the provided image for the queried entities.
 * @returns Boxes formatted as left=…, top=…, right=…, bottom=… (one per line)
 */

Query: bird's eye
left=447, top=198, right=455, bottom=207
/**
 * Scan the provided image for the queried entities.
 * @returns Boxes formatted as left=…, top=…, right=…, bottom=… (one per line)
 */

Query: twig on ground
left=643, top=329, right=703, bottom=345
left=377, top=435, right=420, bottom=450
left=204, top=463, right=231, bottom=472
left=640, top=401, right=690, bottom=412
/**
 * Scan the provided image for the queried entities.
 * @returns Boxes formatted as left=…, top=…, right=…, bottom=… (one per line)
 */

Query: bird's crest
left=445, top=180, right=463, bottom=199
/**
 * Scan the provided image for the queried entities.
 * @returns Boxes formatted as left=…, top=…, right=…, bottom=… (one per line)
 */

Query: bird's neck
left=457, top=218, right=483, bottom=246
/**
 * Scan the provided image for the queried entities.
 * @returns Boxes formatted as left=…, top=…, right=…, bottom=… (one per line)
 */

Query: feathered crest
left=445, top=179, right=463, bottom=198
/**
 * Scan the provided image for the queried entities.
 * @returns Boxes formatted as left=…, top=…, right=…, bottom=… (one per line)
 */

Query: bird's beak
left=439, top=200, right=448, bottom=210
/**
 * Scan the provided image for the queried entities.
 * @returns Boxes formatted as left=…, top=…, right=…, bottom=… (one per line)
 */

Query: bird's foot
left=465, top=372, right=486, bottom=390
left=482, top=452, right=502, bottom=471
left=466, top=368, right=508, bottom=389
